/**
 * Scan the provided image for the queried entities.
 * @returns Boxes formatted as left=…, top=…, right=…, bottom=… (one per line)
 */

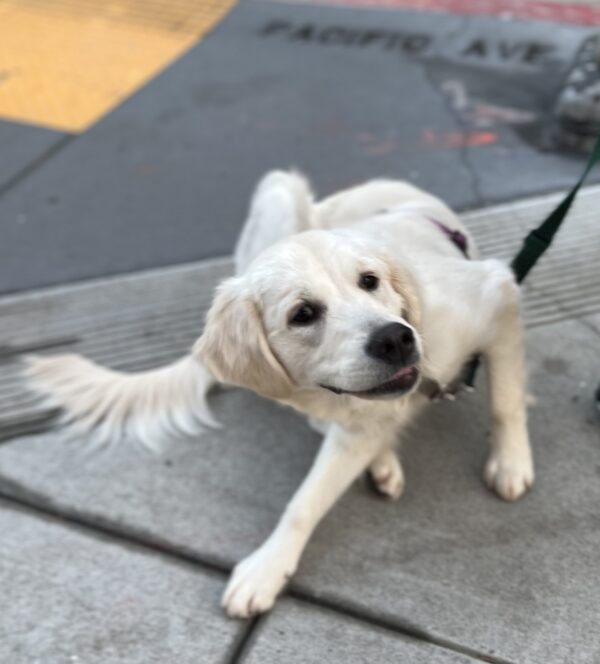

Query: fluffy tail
left=24, top=353, right=218, bottom=451
left=234, top=170, right=314, bottom=275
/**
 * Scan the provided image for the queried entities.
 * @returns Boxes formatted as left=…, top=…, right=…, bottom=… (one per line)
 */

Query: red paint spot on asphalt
left=422, top=128, right=498, bottom=148
left=366, top=142, right=397, bottom=156
left=357, top=131, right=399, bottom=156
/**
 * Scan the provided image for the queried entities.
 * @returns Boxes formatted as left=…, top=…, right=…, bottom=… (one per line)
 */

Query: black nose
left=365, top=322, right=415, bottom=365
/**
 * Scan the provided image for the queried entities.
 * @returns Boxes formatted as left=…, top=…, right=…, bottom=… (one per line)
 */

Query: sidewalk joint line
left=0, top=483, right=515, bottom=664
left=0, top=134, right=75, bottom=200
left=225, top=615, right=264, bottom=664
left=0, top=414, right=59, bottom=445
left=0, top=481, right=230, bottom=576
left=289, top=590, right=516, bottom=664
left=0, top=336, right=80, bottom=361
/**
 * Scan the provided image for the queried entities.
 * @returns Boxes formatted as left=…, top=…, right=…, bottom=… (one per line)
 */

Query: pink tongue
left=393, top=366, right=414, bottom=379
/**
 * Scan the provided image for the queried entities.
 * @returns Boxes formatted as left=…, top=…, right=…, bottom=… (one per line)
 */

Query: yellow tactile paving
left=0, top=0, right=237, bottom=132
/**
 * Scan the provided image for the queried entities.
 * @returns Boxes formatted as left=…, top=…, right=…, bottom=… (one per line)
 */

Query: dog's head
left=195, top=230, right=423, bottom=401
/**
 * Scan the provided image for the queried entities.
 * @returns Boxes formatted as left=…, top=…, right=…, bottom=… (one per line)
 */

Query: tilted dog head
left=195, top=230, right=423, bottom=401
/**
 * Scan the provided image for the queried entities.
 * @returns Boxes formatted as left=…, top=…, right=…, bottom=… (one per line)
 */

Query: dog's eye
left=359, top=273, right=379, bottom=292
left=289, top=303, right=321, bottom=326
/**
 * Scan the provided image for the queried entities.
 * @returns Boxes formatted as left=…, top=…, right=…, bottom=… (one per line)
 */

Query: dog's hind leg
left=234, top=171, right=314, bottom=275
left=368, top=448, right=405, bottom=500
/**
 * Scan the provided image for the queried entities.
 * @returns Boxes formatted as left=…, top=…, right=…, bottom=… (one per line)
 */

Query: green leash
left=511, top=134, right=600, bottom=283
left=462, top=134, right=600, bottom=390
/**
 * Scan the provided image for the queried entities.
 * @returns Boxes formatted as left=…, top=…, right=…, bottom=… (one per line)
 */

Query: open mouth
left=321, top=366, right=420, bottom=399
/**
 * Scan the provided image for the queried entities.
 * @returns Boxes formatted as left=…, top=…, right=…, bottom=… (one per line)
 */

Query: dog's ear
left=388, top=262, right=422, bottom=330
left=194, top=277, right=293, bottom=400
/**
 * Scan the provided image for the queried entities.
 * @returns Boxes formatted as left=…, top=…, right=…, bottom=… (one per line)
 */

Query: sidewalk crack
left=0, top=134, right=75, bottom=199
left=224, top=614, right=264, bottom=664
left=420, top=26, right=486, bottom=209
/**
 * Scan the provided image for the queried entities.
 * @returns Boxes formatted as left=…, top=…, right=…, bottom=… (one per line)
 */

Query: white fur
left=25, top=170, right=534, bottom=618
left=25, top=354, right=218, bottom=451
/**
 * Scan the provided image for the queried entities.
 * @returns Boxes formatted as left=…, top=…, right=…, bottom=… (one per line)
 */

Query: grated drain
left=464, top=184, right=600, bottom=328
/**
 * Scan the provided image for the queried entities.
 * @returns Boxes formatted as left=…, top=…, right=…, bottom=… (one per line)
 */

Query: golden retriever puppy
left=27, top=171, right=533, bottom=618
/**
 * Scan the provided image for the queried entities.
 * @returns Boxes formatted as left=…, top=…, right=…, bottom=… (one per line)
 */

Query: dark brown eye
left=289, top=303, right=321, bottom=326
left=359, top=273, right=379, bottom=292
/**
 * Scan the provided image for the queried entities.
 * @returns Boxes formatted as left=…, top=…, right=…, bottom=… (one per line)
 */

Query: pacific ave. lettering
left=260, top=20, right=555, bottom=66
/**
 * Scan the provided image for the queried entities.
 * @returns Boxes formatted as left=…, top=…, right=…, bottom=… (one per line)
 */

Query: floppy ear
left=194, top=277, right=293, bottom=400
left=388, top=262, right=422, bottom=330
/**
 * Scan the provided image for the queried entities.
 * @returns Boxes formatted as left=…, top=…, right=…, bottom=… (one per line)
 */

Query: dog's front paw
left=484, top=449, right=534, bottom=501
left=368, top=449, right=405, bottom=500
left=222, top=542, right=296, bottom=618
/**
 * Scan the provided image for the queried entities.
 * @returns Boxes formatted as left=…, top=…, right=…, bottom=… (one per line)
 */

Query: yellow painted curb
left=0, top=0, right=237, bottom=132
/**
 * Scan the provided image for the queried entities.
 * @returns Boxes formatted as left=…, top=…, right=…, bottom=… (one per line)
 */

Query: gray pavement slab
left=1, top=1, right=599, bottom=293
left=0, top=502, right=244, bottom=664
left=1, top=316, right=600, bottom=663
left=0, top=120, right=67, bottom=191
left=244, top=599, right=474, bottom=663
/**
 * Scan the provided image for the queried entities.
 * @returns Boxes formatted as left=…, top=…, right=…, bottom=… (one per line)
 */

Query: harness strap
left=426, top=217, right=470, bottom=258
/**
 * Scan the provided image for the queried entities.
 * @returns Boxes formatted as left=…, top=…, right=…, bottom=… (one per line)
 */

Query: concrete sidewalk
left=1, top=188, right=599, bottom=664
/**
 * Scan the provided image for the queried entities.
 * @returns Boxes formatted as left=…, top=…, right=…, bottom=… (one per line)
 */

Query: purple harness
left=376, top=208, right=469, bottom=258
left=426, top=217, right=469, bottom=258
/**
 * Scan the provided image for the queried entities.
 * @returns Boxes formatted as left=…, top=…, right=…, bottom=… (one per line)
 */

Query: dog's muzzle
left=320, top=322, right=421, bottom=398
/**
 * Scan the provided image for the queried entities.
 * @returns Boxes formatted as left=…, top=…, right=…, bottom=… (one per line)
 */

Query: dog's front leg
left=483, top=277, right=534, bottom=501
left=222, top=423, right=388, bottom=618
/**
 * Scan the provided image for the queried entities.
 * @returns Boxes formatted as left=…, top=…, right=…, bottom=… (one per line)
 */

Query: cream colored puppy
left=27, top=171, right=534, bottom=619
